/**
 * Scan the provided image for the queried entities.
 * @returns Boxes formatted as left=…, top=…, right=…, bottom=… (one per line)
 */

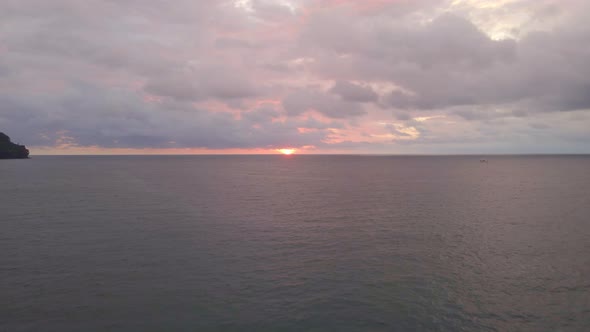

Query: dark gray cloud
left=330, top=81, right=378, bottom=103
left=283, top=88, right=366, bottom=118
left=144, top=66, right=259, bottom=102
left=304, top=9, right=590, bottom=114
left=0, top=83, right=327, bottom=149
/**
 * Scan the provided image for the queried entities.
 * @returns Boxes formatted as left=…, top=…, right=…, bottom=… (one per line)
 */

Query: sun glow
left=278, top=148, right=296, bottom=155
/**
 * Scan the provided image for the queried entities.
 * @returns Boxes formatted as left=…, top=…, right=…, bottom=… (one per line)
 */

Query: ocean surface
left=2, top=155, right=590, bottom=331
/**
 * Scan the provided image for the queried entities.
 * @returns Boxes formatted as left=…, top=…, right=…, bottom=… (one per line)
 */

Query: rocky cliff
left=0, top=132, right=29, bottom=159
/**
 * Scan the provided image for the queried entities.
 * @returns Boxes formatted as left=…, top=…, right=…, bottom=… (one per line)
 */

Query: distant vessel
left=480, top=159, right=488, bottom=163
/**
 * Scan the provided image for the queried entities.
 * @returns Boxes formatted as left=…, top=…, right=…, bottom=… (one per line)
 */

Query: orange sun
left=278, top=148, right=296, bottom=155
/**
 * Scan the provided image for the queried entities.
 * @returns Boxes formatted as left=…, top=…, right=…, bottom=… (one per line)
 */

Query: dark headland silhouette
left=0, top=132, right=29, bottom=159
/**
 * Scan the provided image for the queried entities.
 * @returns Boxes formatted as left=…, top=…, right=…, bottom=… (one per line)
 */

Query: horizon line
left=27, top=153, right=590, bottom=157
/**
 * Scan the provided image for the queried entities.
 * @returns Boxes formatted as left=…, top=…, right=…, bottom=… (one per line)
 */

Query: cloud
left=0, top=0, right=588, bottom=153
left=283, top=88, right=366, bottom=118
left=0, top=83, right=328, bottom=149
left=330, top=81, right=379, bottom=102
left=143, top=65, right=259, bottom=102
left=304, top=7, right=590, bottom=114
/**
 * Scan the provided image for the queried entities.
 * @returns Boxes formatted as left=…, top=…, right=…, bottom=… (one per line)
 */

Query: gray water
left=2, top=155, right=590, bottom=331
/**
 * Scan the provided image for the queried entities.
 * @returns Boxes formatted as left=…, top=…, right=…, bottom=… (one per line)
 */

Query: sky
left=1, top=0, right=589, bottom=155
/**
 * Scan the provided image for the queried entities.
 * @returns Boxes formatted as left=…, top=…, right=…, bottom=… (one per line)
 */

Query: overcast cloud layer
left=1, top=0, right=589, bottom=154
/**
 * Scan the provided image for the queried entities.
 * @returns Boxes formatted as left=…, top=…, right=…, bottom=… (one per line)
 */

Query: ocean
left=2, top=155, right=589, bottom=331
